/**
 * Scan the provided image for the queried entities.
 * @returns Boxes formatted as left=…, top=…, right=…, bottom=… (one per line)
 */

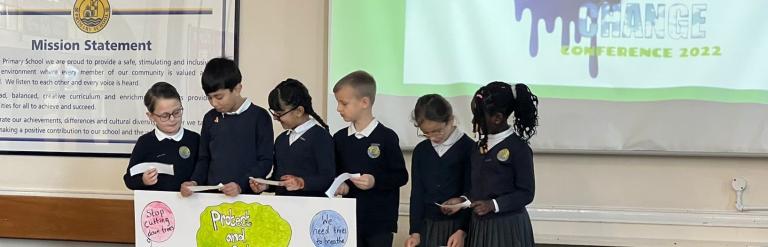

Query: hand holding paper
left=280, top=175, right=304, bottom=191
left=335, top=183, right=349, bottom=196
left=438, top=197, right=470, bottom=215
left=249, top=177, right=284, bottom=186
left=220, top=182, right=242, bottom=197
left=130, top=162, right=174, bottom=176
left=180, top=181, right=197, bottom=197
left=142, top=168, right=158, bottom=186
left=248, top=177, right=282, bottom=193
left=435, top=198, right=471, bottom=211
left=350, top=174, right=375, bottom=190
left=187, top=183, right=224, bottom=192
left=325, top=173, right=361, bottom=198
left=249, top=178, right=268, bottom=193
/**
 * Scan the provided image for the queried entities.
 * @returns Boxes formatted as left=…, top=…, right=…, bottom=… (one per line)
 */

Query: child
left=405, top=94, right=473, bottom=247
left=181, top=57, right=274, bottom=197
left=124, top=82, right=200, bottom=191
left=465, top=81, right=539, bottom=247
left=332, top=70, right=408, bottom=247
left=249, top=78, right=335, bottom=197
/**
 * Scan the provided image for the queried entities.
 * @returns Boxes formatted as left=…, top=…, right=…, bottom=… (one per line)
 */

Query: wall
left=2, top=1, right=768, bottom=246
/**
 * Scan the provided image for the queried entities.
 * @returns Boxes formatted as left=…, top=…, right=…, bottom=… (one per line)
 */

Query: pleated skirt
left=466, top=210, right=534, bottom=247
left=419, top=218, right=464, bottom=247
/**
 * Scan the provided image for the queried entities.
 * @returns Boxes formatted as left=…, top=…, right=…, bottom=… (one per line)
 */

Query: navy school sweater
left=333, top=122, right=408, bottom=236
left=409, top=134, right=473, bottom=234
left=124, top=129, right=200, bottom=191
left=469, top=134, right=535, bottom=218
left=190, top=104, right=274, bottom=194
left=270, top=124, right=335, bottom=197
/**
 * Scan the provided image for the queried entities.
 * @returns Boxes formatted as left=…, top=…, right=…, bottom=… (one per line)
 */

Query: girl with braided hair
left=249, top=78, right=335, bottom=197
left=466, top=81, right=539, bottom=247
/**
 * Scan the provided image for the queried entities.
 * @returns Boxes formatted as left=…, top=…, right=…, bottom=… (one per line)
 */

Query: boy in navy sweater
left=332, top=70, right=408, bottom=247
left=180, top=57, right=274, bottom=197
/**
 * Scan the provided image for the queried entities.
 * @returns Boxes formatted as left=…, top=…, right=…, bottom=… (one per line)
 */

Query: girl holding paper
left=249, top=78, right=335, bottom=197
left=465, top=82, right=538, bottom=247
left=405, top=94, right=473, bottom=247
left=123, top=82, right=200, bottom=191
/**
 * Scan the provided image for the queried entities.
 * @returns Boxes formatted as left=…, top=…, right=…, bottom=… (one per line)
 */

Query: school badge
left=496, top=148, right=510, bottom=162
left=178, top=146, right=191, bottom=159
left=367, top=144, right=381, bottom=159
left=73, top=0, right=111, bottom=33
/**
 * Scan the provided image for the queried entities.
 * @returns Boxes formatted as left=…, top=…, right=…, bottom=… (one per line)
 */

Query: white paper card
left=188, top=183, right=224, bottom=192
left=129, top=162, right=174, bottom=176
left=325, top=173, right=361, bottom=198
left=249, top=177, right=284, bottom=186
left=434, top=199, right=471, bottom=209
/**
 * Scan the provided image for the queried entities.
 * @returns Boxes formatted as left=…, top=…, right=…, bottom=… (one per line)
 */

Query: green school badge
left=367, top=144, right=381, bottom=159
left=497, top=148, right=510, bottom=162
left=179, top=146, right=191, bottom=159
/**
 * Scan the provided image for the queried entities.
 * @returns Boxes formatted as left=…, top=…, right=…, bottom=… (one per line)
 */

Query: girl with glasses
left=249, top=78, right=335, bottom=197
left=406, top=94, right=474, bottom=247
left=123, top=82, right=200, bottom=191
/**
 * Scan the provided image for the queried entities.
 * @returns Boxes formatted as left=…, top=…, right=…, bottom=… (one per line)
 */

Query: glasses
left=269, top=107, right=297, bottom=119
left=152, top=108, right=183, bottom=122
left=416, top=122, right=450, bottom=138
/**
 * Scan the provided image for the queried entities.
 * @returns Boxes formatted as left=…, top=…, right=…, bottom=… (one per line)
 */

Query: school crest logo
left=496, top=148, right=510, bottom=162
left=178, top=146, right=191, bottom=159
left=367, top=144, right=381, bottom=159
left=73, top=0, right=111, bottom=33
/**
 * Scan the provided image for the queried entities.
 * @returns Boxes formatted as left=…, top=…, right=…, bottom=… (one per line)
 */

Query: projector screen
left=328, top=0, right=768, bottom=154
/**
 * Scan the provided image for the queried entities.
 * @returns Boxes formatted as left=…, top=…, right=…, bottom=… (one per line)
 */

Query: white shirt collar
left=155, top=128, right=184, bottom=142
left=432, top=127, right=464, bottom=157
left=432, top=127, right=463, bottom=148
left=288, top=118, right=318, bottom=145
left=347, top=119, right=379, bottom=139
left=224, top=98, right=251, bottom=115
left=486, top=127, right=515, bottom=150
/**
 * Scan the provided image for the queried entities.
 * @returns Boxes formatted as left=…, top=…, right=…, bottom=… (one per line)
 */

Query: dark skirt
left=420, top=218, right=463, bottom=247
left=467, top=210, right=534, bottom=247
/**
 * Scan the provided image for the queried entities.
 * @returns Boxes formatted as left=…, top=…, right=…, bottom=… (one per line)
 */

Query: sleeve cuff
left=492, top=199, right=500, bottom=213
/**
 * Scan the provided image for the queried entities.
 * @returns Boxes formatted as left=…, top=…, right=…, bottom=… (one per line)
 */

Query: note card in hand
left=187, top=183, right=225, bottom=192
left=324, top=173, right=361, bottom=198
left=434, top=199, right=471, bottom=209
left=129, top=162, right=174, bottom=176
left=249, top=177, right=284, bottom=186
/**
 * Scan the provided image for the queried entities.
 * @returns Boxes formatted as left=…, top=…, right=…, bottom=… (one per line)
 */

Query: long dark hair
left=471, top=81, right=538, bottom=153
left=268, top=78, right=329, bottom=129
